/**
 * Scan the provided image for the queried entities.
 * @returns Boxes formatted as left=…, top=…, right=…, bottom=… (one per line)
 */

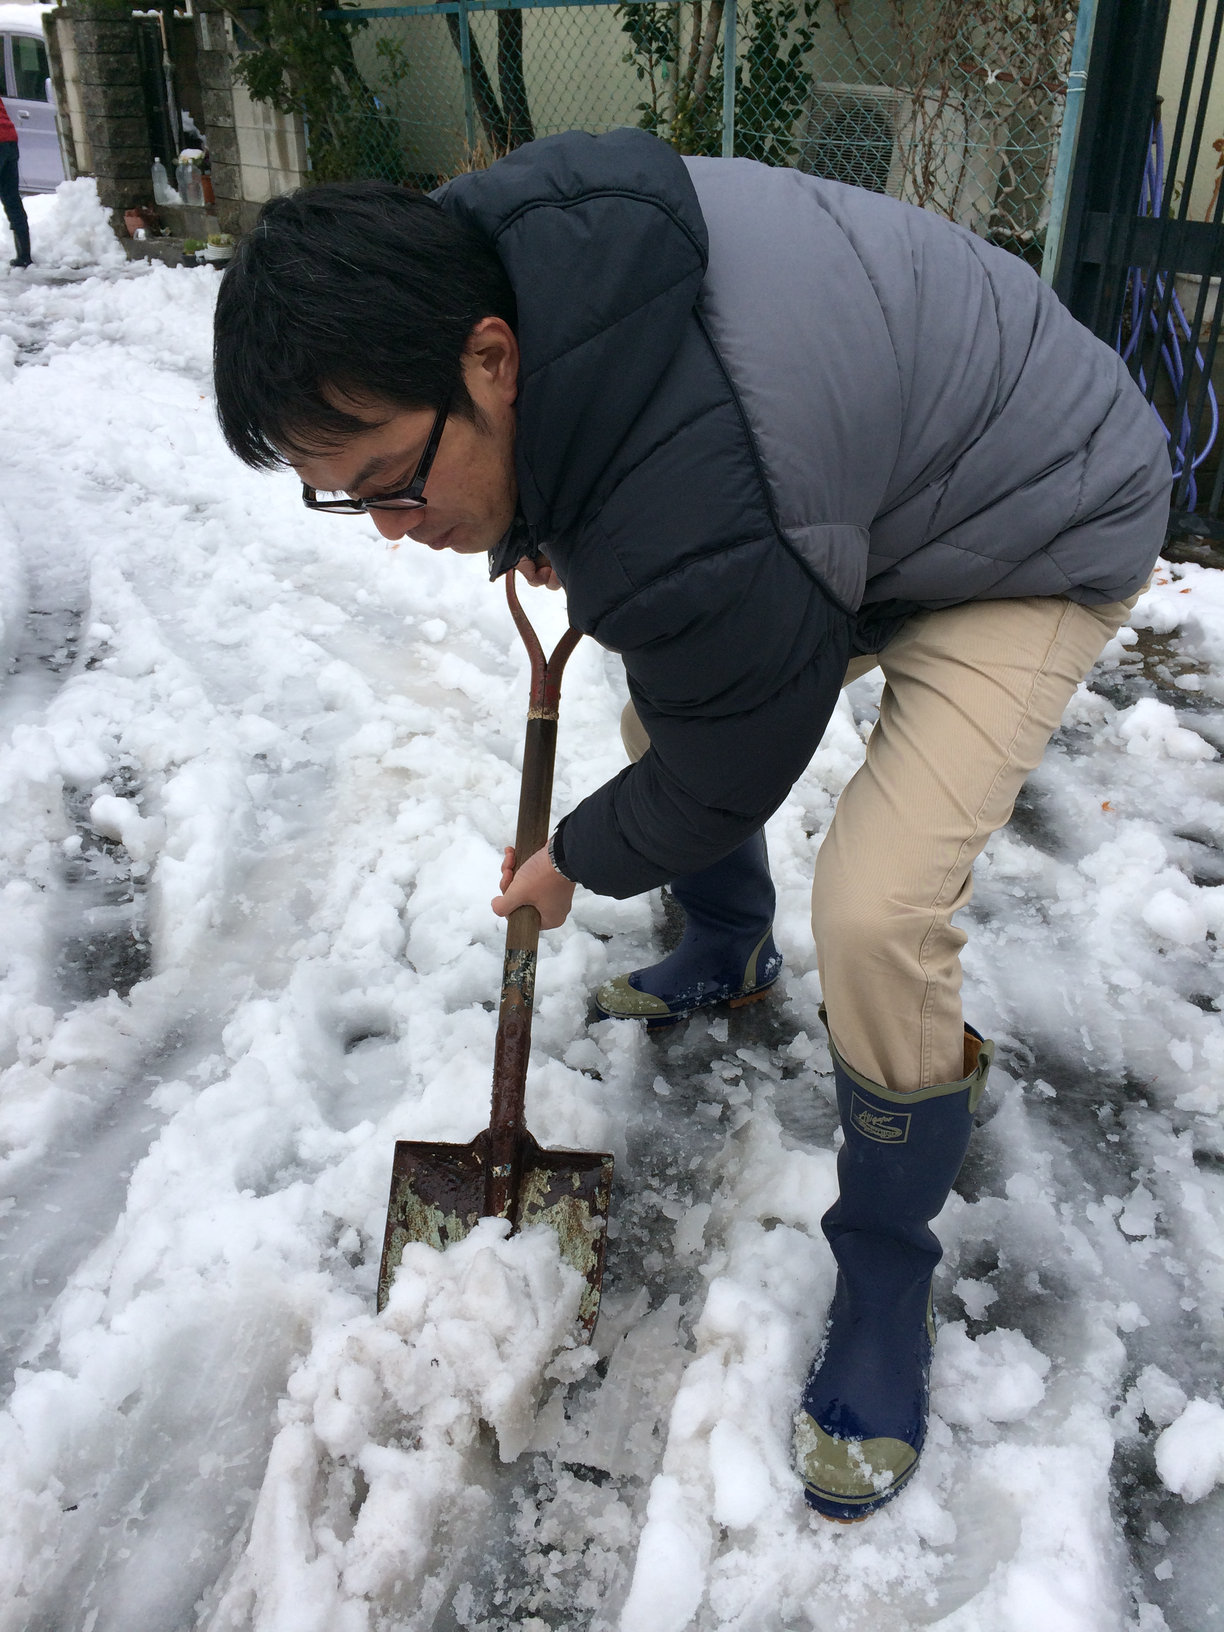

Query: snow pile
left=210, top=1220, right=587, bottom=1630
left=930, top=1322, right=1051, bottom=1426
left=18, top=178, right=126, bottom=273
left=1155, top=1399, right=1224, bottom=1503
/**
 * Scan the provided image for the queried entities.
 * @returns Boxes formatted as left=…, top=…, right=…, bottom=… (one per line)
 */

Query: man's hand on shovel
left=494, top=844, right=574, bottom=929
left=515, top=554, right=562, bottom=591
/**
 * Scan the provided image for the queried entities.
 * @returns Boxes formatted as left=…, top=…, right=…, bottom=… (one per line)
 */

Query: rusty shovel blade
left=377, top=1129, right=615, bottom=1336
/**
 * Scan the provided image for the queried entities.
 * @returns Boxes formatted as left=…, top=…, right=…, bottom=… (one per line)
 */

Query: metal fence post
left=1040, top=0, right=1097, bottom=283
left=1053, top=0, right=1171, bottom=327
left=721, top=0, right=737, bottom=159
left=456, top=0, right=477, bottom=157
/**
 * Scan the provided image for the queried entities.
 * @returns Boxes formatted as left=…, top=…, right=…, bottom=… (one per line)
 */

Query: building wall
left=194, top=3, right=307, bottom=234
left=43, top=2, right=151, bottom=213
left=232, top=80, right=308, bottom=204
left=41, top=0, right=305, bottom=237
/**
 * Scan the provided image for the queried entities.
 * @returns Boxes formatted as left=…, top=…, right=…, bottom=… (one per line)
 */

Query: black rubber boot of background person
left=795, top=1020, right=993, bottom=1521
left=0, top=141, right=30, bottom=267
left=9, top=209, right=29, bottom=267
left=594, top=830, right=782, bottom=1027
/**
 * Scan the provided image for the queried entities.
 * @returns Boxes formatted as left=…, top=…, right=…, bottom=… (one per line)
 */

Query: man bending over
left=212, top=129, right=1169, bottom=1521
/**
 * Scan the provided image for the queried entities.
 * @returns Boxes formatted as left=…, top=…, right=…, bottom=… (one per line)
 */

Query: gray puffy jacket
left=441, top=129, right=1171, bottom=899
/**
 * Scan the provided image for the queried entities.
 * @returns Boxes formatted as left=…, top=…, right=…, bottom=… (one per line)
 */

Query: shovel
left=377, top=572, right=615, bottom=1336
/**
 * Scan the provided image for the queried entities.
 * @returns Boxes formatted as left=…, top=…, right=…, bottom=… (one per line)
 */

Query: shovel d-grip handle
left=485, top=571, right=581, bottom=1220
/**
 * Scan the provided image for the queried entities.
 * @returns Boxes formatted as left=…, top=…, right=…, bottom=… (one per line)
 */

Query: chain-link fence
left=322, top=0, right=1078, bottom=258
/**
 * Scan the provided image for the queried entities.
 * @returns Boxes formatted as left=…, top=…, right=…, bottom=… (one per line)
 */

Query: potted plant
left=181, top=237, right=205, bottom=265
left=203, top=233, right=235, bottom=265
left=124, top=205, right=162, bottom=239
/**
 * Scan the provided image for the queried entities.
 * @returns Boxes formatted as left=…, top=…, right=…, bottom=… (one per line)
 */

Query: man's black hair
left=212, top=180, right=517, bottom=470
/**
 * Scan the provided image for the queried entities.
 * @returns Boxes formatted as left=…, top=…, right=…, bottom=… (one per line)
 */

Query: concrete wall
left=231, top=80, right=308, bottom=205
left=194, top=3, right=306, bottom=233
left=43, top=2, right=151, bottom=213
left=42, top=0, right=305, bottom=237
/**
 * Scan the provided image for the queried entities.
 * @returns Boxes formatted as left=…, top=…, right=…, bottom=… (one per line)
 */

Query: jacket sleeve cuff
left=547, top=822, right=575, bottom=882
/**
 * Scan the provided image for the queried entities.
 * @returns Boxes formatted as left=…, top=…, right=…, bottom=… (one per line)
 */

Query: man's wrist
left=547, top=828, right=574, bottom=882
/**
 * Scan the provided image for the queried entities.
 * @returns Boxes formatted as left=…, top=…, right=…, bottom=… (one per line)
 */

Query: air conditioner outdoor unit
left=796, top=81, right=999, bottom=236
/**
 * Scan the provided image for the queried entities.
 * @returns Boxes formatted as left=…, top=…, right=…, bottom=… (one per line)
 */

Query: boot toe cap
left=593, top=974, right=675, bottom=1020
left=794, top=1411, right=919, bottom=1521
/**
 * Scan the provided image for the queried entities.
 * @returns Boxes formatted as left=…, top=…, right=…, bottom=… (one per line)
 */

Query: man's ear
left=465, top=316, right=519, bottom=406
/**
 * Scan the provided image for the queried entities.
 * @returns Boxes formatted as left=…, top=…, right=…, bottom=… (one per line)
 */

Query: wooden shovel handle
left=486, top=571, right=581, bottom=1217
left=504, top=569, right=580, bottom=864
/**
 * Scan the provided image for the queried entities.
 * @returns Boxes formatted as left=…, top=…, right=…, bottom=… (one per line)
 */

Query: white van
left=0, top=3, right=64, bottom=193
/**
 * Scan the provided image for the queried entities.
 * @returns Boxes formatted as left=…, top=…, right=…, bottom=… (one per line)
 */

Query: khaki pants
left=620, top=593, right=1138, bottom=1092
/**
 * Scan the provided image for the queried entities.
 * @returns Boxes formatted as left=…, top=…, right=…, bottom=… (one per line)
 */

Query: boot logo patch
left=850, top=1094, right=911, bottom=1144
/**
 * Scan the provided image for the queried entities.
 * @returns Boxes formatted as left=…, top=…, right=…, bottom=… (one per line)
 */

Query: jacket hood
left=438, top=129, right=709, bottom=539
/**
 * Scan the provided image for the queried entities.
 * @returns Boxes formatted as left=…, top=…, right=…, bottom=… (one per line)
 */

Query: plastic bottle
left=177, top=162, right=204, bottom=208
left=151, top=156, right=174, bottom=205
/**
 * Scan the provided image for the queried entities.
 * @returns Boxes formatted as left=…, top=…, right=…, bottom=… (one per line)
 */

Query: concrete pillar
left=194, top=1, right=244, bottom=236
left=194, top=2, right=307, bottom=237
left=44, top=2, right=153, bottom=218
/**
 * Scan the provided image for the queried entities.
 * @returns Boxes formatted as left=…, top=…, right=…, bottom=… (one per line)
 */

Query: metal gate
left=1055, top=0, right=1224, bottom=525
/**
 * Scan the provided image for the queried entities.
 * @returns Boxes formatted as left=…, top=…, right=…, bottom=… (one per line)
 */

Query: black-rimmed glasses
left=301, top=400, right=449, bottom=514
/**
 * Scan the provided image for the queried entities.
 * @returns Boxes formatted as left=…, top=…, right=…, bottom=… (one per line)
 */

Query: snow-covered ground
left=0, top=181, right=1222, bottom=1632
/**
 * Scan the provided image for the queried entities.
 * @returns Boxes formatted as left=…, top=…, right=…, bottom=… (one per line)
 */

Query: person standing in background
left=0, top=95, right=31, bottom=269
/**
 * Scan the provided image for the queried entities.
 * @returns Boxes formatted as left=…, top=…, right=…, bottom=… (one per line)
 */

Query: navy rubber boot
left=795, top=1021, right=993, bottom=1520
left=594, top=830, right=782, bottom=1027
